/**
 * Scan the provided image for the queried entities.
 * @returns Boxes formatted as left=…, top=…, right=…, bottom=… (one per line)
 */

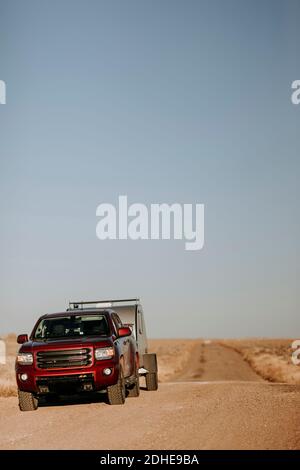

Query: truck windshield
left=33, top=315, right=110, bottom=340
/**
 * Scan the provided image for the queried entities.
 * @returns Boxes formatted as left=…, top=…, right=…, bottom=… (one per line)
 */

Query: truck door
left=112, top=313, right=131, bottom=377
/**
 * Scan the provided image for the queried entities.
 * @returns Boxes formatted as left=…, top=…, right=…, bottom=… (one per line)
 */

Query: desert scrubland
left=149, top=337, right=300, bottom=384
left=218, top=339, right=300, bottom=385
left=0, top=335, right=299, bottom=398
left=0, top=334, right=17, bottom=397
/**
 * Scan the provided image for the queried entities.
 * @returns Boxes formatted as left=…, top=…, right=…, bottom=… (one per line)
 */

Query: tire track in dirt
left=173, top=341, right=264, bottom=383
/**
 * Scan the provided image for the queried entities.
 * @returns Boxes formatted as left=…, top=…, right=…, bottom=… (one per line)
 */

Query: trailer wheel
left=18, top=390, right=38, bottom=412
left=107, top=366, right=126, bottom=405
left=145, top=371, right=158, bottom=391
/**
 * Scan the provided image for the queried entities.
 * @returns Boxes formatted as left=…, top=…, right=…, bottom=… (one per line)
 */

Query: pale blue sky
left=0, top=0, right=299, bottom=337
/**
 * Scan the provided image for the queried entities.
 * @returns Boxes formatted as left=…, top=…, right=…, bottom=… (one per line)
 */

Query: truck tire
left=145, top=371, right=158, bottom=391
left=107, top=366, right=126, bottom=405
left=18, top=390, right=38, bottom=412
left=127, top=363, right=140, bottom=398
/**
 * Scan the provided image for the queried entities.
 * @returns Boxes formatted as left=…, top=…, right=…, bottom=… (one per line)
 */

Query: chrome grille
left=36, top=348, right=92, bottom=370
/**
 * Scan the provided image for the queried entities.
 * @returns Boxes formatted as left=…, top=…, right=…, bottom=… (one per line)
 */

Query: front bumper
left=16, top=360, right=119, bottom=395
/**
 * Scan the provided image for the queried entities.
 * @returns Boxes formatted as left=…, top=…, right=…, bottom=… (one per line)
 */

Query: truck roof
left=40, top=309, right=113, bottom=319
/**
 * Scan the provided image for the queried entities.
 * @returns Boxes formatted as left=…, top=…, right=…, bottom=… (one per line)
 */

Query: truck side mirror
left=118, top=327, right=131, bottom=338
left=17, top=334, right=29, bottom=344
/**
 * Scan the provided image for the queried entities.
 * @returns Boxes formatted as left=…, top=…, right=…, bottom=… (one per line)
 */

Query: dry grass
left=148, top=339, right=198, bottom=382
left=219, top=339, right=300, bottom=385
left=0, top=334, right=17, bottom=397
left=0, top=378, right=17, bottom=397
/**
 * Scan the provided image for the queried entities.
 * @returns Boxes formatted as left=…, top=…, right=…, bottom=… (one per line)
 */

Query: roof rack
left=68, top=298, right=140, bottom=310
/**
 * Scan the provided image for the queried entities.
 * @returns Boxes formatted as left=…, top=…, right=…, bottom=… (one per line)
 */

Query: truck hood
left=19, top=336, right=113, bottom=352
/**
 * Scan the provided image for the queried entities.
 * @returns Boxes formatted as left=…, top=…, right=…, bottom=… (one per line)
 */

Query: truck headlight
left=95, top=347, right=114, bottom=360
left=17, top=353, right=33, bottom=365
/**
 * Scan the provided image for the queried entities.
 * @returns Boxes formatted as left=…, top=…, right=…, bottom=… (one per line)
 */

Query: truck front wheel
left=18, top=390, right=38, bottom=412
left=107, top=366, right=126, bottom=405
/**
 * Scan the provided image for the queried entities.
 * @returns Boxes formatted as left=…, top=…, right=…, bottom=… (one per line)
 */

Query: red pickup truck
left=16, top=298, right=158, bottom=411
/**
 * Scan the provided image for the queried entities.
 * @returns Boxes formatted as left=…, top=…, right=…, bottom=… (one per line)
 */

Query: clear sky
left=0, top=0, right=299, bottom=338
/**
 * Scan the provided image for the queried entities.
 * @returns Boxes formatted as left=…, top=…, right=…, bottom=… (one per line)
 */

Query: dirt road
left=0, top=342, right=299, bottom=450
